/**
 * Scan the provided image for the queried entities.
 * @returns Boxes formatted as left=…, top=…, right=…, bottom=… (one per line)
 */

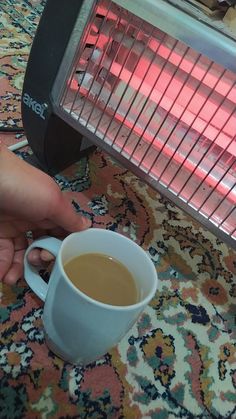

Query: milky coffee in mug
left=63, top=252, right=139, bottom=306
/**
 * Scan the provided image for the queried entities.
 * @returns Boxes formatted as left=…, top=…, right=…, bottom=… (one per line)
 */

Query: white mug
left=24, top=228, right=158, bottom=365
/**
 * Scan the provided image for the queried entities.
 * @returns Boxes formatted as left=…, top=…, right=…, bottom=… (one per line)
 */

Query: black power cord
left=0, top=126, right=24, bottom=133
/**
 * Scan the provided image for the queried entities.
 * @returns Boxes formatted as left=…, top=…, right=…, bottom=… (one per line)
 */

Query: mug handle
left=24, top=237, right=62, bottom=302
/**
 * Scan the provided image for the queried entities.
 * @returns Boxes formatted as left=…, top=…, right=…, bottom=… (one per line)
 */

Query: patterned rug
left=0, top=1, right=236, bottom=418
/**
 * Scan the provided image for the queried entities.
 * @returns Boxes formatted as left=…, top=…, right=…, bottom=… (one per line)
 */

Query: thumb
left=51, top=194, right=91, bottom=233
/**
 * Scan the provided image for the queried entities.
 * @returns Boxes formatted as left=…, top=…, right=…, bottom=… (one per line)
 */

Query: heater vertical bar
left=60, top=1, right=102, bottom=109
left=56, top=0, right=98, bottom=108
left=72, top=1, right=114, bottom=117
left=184, top=105, right=235, bottom=204
left=86, top=16, right=145, bottom=129
left=100, top=24, right=160, bottom=143
left=229, top=225, right=236, bottom=237
left=135, top=50, right=206, bottom=168
left=93, top=25, right=163, bottom=136
left=208, top=180, right=236, bottom=222
left=164, top=82, right=235, bottom=195
left=120, top=38, right=186, bottom=155
left=114, top=37, right=181, bottom=151
left=218, top=203, right=236, bottom=231
left=159, top=70, right=227, bottom=187
left=80, top=17, right=129, bottom=122
left=145, top=72, right=220, bottom=179
left=147, top=63, right=224, bottom=181
left=161, top=74, right=234, bottom=199
left=118, top=37, right=181, bottom=150
left=191, top=137, right=236, bottom=213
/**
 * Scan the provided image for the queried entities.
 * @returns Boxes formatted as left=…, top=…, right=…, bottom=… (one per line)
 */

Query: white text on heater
left=23, top=93, right=47, bottom=120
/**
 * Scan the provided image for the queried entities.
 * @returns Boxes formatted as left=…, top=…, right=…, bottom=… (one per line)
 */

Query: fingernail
left=82, top=217, right=92, bottom=229
left=40, top=250, right=55, bottom=262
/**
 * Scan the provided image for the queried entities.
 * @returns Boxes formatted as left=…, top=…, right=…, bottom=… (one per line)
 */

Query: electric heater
left=21, top=0, right=236, bottom=248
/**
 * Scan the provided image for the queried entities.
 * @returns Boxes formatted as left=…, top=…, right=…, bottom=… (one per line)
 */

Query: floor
left=0, top=1, right=236, bottom=418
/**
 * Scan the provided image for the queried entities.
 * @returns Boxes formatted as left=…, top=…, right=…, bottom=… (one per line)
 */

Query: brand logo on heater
left=23, top=93, right=47, bottom=120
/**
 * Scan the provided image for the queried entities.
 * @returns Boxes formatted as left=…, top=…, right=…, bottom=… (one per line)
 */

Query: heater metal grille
left=59, top=0, right=236, bottom=245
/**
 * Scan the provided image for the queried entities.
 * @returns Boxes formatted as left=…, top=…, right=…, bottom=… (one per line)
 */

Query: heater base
left=25, top=146, right=96, bottom=176
left=25, top=153, right=51, bottom=174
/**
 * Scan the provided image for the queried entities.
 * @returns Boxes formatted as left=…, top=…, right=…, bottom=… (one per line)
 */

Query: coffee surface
left=64, top=253, right=139, bottom=306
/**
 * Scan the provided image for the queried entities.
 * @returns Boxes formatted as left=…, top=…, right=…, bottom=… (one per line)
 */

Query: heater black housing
left=21, top=0, right=93, bottom=174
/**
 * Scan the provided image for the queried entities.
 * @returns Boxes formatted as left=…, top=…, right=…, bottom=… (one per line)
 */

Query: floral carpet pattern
left=0, top=1, right=236, bottom=418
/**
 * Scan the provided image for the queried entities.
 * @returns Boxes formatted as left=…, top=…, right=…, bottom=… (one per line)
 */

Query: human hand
left=0, top=143, right=90, bottom=285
